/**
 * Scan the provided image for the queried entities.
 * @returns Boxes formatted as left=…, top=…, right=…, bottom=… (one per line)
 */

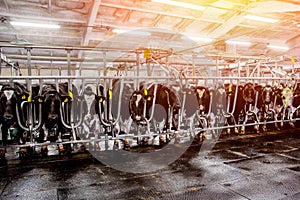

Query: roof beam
left=209, top=12, right=246, bottom=38
left=82, top=0, right=101, bottom=46
left=100, top=2, right=223, bottom=24
left=0, top=10, right=85, bottom=24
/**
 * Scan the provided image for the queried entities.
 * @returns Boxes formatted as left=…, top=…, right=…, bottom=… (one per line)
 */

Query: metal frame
left=0, top=44, right=299, bottom=155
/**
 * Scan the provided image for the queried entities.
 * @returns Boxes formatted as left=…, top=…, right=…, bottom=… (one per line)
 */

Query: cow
left=271, top=83, right=295, bottom=129
left=81, top=85, right=100, bottom=139
left=178, top=86, right=199, bottom=131
left=0, top=82, right=29, bottom=146
left=95, top=80, right=134, bottom=134
left=39, top=82, right=81, bottom=142
left=240, top=82, right=260, bottom=134
left=192, top=86, right=212, bottom=142
left=128, top=83, right=181, bottom=147
left=223, top=84, right=245, bottom=134
left=39, top=83, right=63, bottom=142
left=129, top=83, right=181, bottom=131
left=211, top=83, right=227, bottom=134
left=255, top=84, right=276, bottom=132
left=272, top=84, right=284, bottom=129
left=292, top=82, right=300, bottom=127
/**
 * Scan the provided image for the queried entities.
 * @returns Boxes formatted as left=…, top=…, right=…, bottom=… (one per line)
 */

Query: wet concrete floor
left=0, top=129, right=300, bottom=200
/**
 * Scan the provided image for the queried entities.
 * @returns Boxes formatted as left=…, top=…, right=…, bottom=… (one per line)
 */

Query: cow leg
left=288, top=108, right=295, bottom=128
left=82, top=119, right=90, bottom=139
left=261, top=111, right=267, bottom=132
left=253, top=113, right=260, bottom=133
left=254, top=123, right=259, bottom=133
left=41, top=145, right=48, bottom=157
left=113, top=140, right=119, bottom=150
left=262, top=123, right=267, bottom=132
left=1, top=126, right=7, bottom=146
left=241, top=115, right=247, bottom=134
left=226, top=128, right=231, bottom=135
left=225, top=118, right=231, bottom=135
left=42, top=124, right=48, bottom=141
left=280, top=107, right=286, bottom=127
left=57, top=131, right=62, bottom=143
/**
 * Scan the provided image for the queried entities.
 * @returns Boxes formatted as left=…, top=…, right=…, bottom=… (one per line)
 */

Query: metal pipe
left=0, top=42, right=137, bottom=52
left=114, top=79, right=124, bottom=124
left=136, top=52, right=140, bottom=90
left=108, top=79, right=113, bottom=121
left=216, top=58, right=219, bottom=77
left=5, top=54, right=137, bottom=63
left=237, top=60, right=241, bottom=78
left=0, top=75, right=295, bottom=81
left=147, top=84, right=158, bottom=122
left=26, top=48, right=32, bottom=76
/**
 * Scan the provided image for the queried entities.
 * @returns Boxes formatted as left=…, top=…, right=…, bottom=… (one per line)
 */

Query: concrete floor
left=0, top=129, right=300, bottom=200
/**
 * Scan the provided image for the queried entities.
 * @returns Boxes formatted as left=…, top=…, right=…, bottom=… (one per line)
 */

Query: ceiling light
left=10, top=21, right=60, bottom=29
left=225, top=40, right=251, bottom=46
left=112, top=29, right=151, bottom=36
left=244, top=15, right=279, bottom=23
left=182, top=35, right=213, bottom=43
left=267, top=45, right=289, bottom=50
left=152, top=0, right=205, bottom=11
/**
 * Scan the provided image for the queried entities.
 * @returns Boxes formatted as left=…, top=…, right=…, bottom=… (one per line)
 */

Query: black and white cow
left=270, top=83, right=294, bottom=129
left=192, top=86, right=212, bottom=141
left=0, top=82, right=28, bottom=145
left=81, top=85, right=100, bottom=139
left=255, top=84, right=277, bottom=131
left=39, top=82, right=81, bottom=143
left=211, top=83, right=227, bottom=130
left=223, top=84, right=245, bottom=134
left=292, top=82, right=300, bottom=127
left=129, top=83, right=181, bottom=131
left=39, top=83, right=63, bottom=142
left=95, top=80, right=134, bottom=135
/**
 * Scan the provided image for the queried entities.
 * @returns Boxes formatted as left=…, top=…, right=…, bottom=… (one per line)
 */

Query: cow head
left=0, top=88, right=16, bottom=127
left=43, top=90, right=61, bottom=129
left=193, top=86, right=210, bottom=112
left=262, top=85, right=274, bottom=104
left=282, top=86, right=294, bottom=107
left=129, top=90, right=145, bottom=122
left=242, top=83, right=255, bottom=103
left=0, top=83, right=28, bottom=127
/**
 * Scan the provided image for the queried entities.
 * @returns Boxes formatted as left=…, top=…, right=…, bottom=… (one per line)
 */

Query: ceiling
left=1, top=0, right=300, bottom=75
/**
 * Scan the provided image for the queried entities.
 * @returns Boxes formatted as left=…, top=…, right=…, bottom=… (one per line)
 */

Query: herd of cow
left=0, top=78, right=300, bottom=158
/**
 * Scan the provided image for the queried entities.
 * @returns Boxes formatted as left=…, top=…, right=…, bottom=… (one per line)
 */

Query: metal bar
left=114, top=79, right=124, bottom=124
left=26, top=48, right=32, bottom=76
left=136, top=52, right=140, bottom=90
left=216, top=58, right=219, bottom=77
left=0, top=42, right=138, bottom=52
left=108, top=79, right=113, bottom=121
left=5, top=54, right=137, bottom=63
left=67, top=49, right=71, bottom=77
left=147, top=84, right=158, bottom=121
left=9, top=116, right=300, bottom=149
left=237, top=60, right=241, bottom=78
left=0, top=75, right=295, bottom=82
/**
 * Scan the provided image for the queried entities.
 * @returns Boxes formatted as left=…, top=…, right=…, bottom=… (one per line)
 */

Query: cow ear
left=60, top=95, right=72, bottom=103
left=95, top=95, right=105, bottom=103
left=19, top=92, right=30, bottom=100
left=34, top=95, right=45, bottom=103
